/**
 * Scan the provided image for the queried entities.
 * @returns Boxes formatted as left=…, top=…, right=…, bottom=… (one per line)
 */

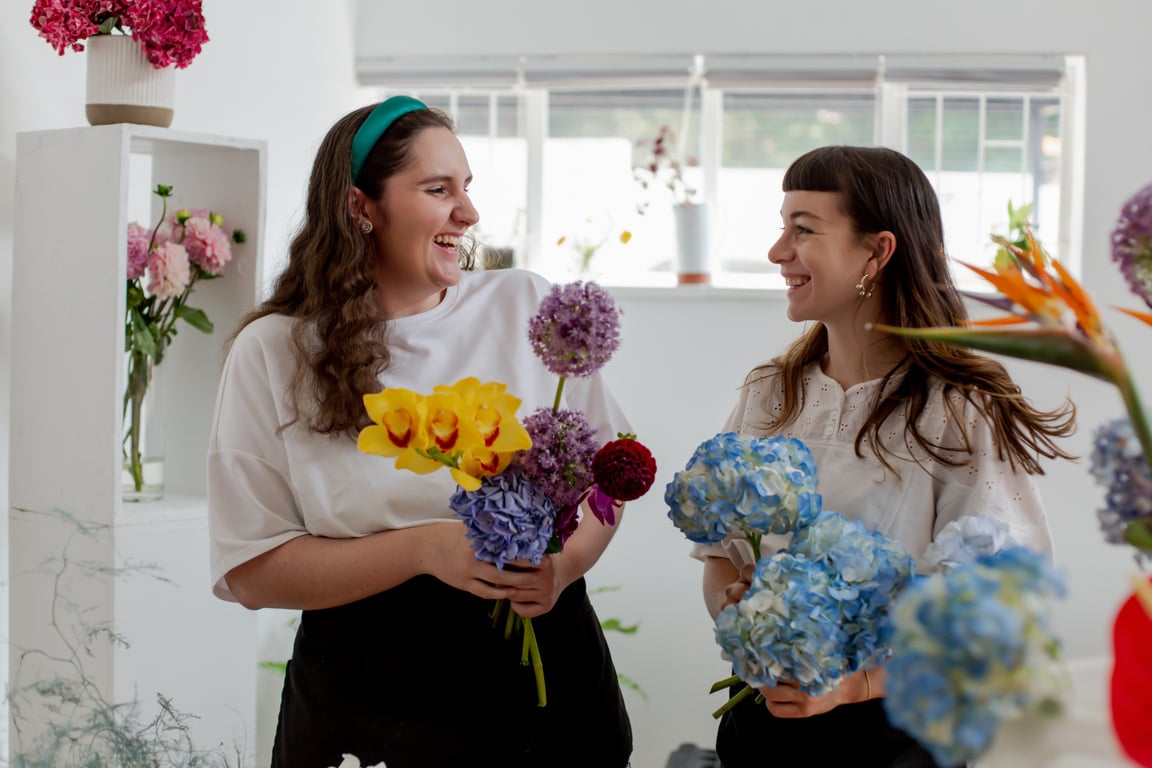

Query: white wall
left=4, top=1, right=1152, bottom=767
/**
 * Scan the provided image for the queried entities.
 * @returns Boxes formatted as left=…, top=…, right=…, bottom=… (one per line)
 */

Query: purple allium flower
left=1089, top=418, right=1152, bottom=546
left=449, top=470, right=555, bottom=570
left=1111, top=182, right=1152, bottom=309
left=517, top=407, right=599, bottom=509
left=527, top=281, right=621, bottom=378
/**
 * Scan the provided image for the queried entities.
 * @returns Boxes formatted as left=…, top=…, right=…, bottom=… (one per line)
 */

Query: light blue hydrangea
left=790, top=511, right=916, bottom=669
left=665, top=432, right=821, bottom=544
left=715, top=552, right=849, bottom=694
left=882, top=546, right=1067, bottom=766
left=921, top=514, right=1012, bottom=573
left=713, top=509, right=913, bottom=695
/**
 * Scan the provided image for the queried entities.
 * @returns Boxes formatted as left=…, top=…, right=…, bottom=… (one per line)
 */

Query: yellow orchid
left=359, top=378, right=532, bottom=490
left=358, top=388, right=437, bottom=470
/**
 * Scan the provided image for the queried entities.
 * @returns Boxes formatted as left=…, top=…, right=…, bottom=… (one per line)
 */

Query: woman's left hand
left=502, top=554, right=570, bottom=618
left=757, top=668, right=872, bottom=718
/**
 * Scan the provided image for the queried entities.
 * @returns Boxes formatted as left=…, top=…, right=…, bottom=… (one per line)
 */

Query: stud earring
left=359, top=218, right=374, bottom=234
left=855, top=273, right=874, bottom=298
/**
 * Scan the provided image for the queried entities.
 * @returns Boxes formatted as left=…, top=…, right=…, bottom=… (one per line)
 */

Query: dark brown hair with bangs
left=228, top=104, right=476, bottom=437
left=753, top=145, right=1074, bottom=474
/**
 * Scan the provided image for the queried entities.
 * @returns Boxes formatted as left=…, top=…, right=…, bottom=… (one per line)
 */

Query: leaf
left=588, top=584, right=622, bottom=596
left=175, top=304, right=214, bottom=333
left=258, top=661, right=287, bottom=676
left=130, top=311, right=156, bottom=357
left=599, top=618, right=640, bottom=635
left=616, top=673, right=648, bottom=701
left=872, top=324, right=1118, bottom=383
left=1124, top=519, right=1152, bottom=553
left=126, top=281, right=145, bottom=310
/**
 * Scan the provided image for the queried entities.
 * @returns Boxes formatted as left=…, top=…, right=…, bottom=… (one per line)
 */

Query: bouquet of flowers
left=30, top=0, right=209, bottom=68
left=882, top=516, right=1067, bottom=766
left=359, top=280, right=657, bottom=707
left=124, top=183, right=242, bottom=495
left=875, top=192, right=1152, bottom=765
left=665, top=432, right=915, bottom=717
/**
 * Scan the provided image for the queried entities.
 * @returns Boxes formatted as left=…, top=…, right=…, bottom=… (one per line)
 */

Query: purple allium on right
left=1111, top=182, right=1152, bottom=309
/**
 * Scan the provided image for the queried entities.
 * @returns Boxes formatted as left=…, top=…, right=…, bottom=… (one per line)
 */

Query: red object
left=591, top=436, right=657, bottom=502
left=1111, top=577, right=1152, bottom=766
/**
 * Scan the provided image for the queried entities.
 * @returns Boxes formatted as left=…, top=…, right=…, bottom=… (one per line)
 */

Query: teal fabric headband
left=350, top=95, right=429, bottom=185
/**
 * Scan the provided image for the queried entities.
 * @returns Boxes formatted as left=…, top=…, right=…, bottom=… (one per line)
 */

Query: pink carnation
left=146, top=241, right=190, bottom=299
left=181, top=215, right=232, bottom=274
left=126, top=222, right=151, bottom=280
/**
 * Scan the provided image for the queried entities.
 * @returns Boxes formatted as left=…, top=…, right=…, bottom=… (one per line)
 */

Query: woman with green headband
left=206, top=97, right=634, bottom=767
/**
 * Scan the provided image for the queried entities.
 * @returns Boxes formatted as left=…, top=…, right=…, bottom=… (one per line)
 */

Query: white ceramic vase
left=672, top=202, right=710, bottom=285
left=85, top=34, right=175, bottom=128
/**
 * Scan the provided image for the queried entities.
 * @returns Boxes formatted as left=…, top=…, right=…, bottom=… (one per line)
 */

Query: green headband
left=350, top=95, right=429, bottom=185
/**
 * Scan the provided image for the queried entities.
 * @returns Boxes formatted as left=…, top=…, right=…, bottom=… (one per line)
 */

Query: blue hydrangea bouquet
left=665, top=432, right=915, bottom=717
left=882, top=516, right=1067, bottom=766
left=359, top=280, right=657, bottom=708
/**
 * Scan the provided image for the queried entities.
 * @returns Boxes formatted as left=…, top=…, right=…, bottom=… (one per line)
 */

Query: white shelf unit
left=9, top=125, right=266, bottom=765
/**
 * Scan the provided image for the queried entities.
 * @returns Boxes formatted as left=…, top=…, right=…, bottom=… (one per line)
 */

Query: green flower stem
left=711, top=682, right=756, bottom=719
left=708, top=674, right=741, bottom=694
left=552, top=375, right=567, bottom=413
left=490, top=598, right=506, bottom=629
left=504, top=602, right=516, bottom=640
left=124, top=350, right=150, bottom=492
left=522, top=616, right=547, bottom=707
left=1115, top=366, right=1152, bottom=475
left=747, top=531, right=762, bottom=561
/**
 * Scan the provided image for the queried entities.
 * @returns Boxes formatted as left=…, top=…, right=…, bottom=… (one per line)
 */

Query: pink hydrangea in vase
left=29, top=0, right=210, bottom=126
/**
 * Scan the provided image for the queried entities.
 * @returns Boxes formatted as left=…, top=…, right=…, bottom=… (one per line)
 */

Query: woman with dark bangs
left=694, top=145, right=1074, bottom=768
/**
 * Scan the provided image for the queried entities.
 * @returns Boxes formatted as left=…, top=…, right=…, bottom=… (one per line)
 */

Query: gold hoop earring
left=359, top=218, right=374, bottom=234
left=856, top=273, right=874, bottom=298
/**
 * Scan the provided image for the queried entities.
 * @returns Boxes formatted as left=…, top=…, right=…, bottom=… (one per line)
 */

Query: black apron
left=715, top=681, right=964, bottom=768
left=271, top=575, right=632, bottom=768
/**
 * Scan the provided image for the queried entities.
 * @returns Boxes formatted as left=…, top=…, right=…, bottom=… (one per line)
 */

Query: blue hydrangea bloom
left=790, top=510, right=915, bottom=669
left=921, top=515, right=1012, bottom=573
left=665, top=432, right=821, bottom=544
left=1089, top=418, right=1152, bottom=546
left=449, top=470, right=556, bottom=570
left=882, top=547, right=1067, bottom=766
left=715, top=552, right=850, bottom=694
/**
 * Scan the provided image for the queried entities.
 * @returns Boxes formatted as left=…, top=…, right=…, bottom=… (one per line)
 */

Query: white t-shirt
left=208, top=269, right=630, bottom=601
left=691, top=362, right=1054, bottom=569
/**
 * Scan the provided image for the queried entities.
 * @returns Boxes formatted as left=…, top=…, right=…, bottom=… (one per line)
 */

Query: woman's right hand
left=720, top=563, right=756, bottom=610
left=418, top=522, right=520, bottom=601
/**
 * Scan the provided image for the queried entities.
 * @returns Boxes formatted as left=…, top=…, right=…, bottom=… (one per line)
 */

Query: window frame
left=376, top=53, right=1084, bottom=288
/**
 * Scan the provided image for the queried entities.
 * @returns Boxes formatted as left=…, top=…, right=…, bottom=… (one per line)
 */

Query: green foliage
left=8, top=512, right=247, bottom=767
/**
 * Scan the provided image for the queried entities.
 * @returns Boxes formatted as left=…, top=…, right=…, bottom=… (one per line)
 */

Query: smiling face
left=768, top=190, right=883, bottom=329
left=360, top=125, right=479, bottom=317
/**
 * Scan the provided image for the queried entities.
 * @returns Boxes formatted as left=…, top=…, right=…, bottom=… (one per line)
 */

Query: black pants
left=271, top=575, right=632, bottom=768
left=716, top=682, right=963, bottom=768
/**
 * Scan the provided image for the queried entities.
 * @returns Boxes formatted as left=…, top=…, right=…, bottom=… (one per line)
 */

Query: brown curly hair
left=229, top=103, right=476, bottom=437
left=754, top=145, right=1075, bottom=474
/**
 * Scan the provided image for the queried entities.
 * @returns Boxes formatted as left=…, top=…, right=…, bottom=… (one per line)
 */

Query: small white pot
left=85, top=34, right=175, bottom=128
